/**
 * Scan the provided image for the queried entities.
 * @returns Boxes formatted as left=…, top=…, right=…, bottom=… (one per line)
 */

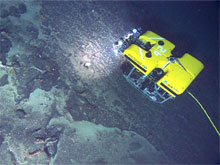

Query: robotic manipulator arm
left=113, top=28, right=142, bottom=55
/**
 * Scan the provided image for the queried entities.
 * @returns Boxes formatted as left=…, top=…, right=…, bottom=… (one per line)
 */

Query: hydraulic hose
left=187, top=91, right=220, bottom=137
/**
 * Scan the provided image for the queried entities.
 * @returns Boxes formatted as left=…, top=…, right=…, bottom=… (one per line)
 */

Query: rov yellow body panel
left=158, top=53, right=204, bottom=96
left=157, top=62, right=194, bottom=96
left=123, top=31, right=204, bottom=97
left=178, top=53, right=204, bottom=79
left=139, top=31, right=175, bottom=57
left=124, top=44, right=169, bottom=75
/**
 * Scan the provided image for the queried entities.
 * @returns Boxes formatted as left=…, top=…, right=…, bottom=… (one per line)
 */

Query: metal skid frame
left=123, top=66, right=174, bottom=104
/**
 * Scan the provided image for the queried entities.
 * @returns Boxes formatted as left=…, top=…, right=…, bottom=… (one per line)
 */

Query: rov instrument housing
left=113, top=29, right=204, bottom=103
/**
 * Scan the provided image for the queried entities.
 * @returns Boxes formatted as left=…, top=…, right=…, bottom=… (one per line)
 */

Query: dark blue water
left=0, top=1, right=218, bottom=164
left=145, top=1, right=219, bottom=164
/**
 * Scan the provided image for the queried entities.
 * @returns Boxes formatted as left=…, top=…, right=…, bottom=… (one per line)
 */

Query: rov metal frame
left=122, top=65, right=174, bottom=104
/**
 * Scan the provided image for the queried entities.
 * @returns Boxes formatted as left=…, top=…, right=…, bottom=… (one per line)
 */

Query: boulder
left=0, top=9, right=10, bottom=18
left=9, top=6, right=20, bottom=17
left=0, top=74, right=8, bottom=86
left=0, top=34, right=12, bottom=54
left=18, top=3, right=27, bottom=14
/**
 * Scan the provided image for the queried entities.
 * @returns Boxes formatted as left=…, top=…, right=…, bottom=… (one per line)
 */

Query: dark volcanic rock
left=56, top=79, right=69, bottom=89
left=44, top=139, right=58, bottom=157
left=43, top=126, right=63, bottom=157
left=0, top=9, right=10, bottom=18
left=42, top=20, right=49, bottom=27
left=42, top=27, right=51, bottom=35
left=9, top=6, right=20, bottom=17
left=0, top=135, right=4, bottom=146
left=0, top=27, right=10, bottom=34
left=26, top=25, right=39, bottom=39
left=91, top=158, right=107, bottom=164
left=15, top=68, right=41, bottom=100
left=18, top=3, right=27, bottom=14
left=0, top=32, right=12, bottom=64
left=12, top=52, right=61, bottom=100
left=15, top=109, right=27, bottom=119
left=0, top=117, right=14, bottom=134
left=129, top=141, right=142, bottom=152
left=16, top=68, right=41, bottom=86
left=38, top=70, right=60, bottom=91
left=11, top=55, right=22, bottom=67
left=16, top=86, right=32, bottom=100
left=0, top=55, right=7, bottom=65
left=0, top=74, right=9, bottom=86
left=30, top=56, right=59, bottom=71
left=0, top=34, right=12, bottom=54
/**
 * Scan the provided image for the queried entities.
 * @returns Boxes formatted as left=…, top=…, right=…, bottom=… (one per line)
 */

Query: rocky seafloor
left=0, top=1, right=219, bottom=164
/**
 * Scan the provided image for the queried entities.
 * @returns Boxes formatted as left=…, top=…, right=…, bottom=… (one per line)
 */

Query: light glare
left=132, top=29, right=137, bottom=33
left=118, top=40, right=123, bottom=46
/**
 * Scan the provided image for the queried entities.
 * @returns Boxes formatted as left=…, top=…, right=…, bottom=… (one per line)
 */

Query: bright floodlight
left=114, top=49, right=118, bottom=54
left=118, top=40, right=123, bottom=46
left=132, top=29, right=137, bottom=33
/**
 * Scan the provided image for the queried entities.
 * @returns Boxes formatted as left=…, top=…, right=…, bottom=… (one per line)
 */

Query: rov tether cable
left=187, top=91, right=220, bottom=137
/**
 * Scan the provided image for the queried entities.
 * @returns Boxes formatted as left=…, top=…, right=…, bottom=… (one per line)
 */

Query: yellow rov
left=113, top=29, right=204, bottom=103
